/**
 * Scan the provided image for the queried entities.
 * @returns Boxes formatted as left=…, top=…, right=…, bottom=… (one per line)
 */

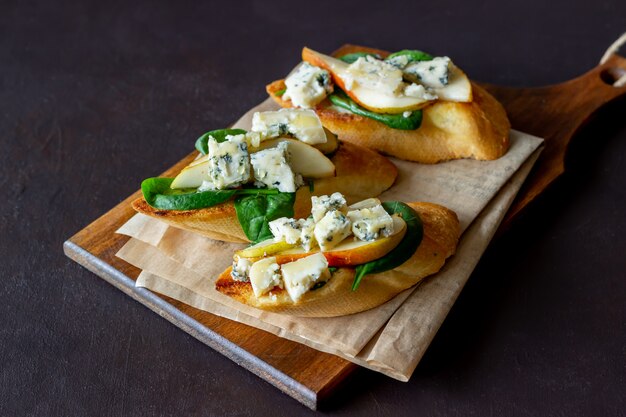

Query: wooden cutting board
left=63, top=45, right=626, bottom=410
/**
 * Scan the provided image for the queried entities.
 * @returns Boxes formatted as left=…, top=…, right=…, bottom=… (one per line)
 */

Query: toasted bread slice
left=132, top=141, right=398, bottom=243
left=215, top=202, right=460, bottom=317
left=267, top=44, right=510, bottom=164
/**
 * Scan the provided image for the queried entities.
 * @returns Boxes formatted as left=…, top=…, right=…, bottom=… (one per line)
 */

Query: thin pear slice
left=348, top=198, right=381, bottom=210
left=170, top=155, right=210, bottom=189
left=252, top=138, right=335, bottom=178
left=313, top=128, right=339, bottom=154
left=302, top=47, right=433, bottom=114
left=239, top=216, right=406, bottom=267
left=431, top=64, right=472, bottom=102
left=236, top=239, right=298, bottom=260
left=172, top=133, right=336, bottom=190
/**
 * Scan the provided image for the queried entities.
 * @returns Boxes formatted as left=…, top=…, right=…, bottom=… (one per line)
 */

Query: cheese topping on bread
left=267, top=45, right=510, bottom=164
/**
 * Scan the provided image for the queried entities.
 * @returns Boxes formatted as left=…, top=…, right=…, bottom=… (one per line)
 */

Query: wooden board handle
left=483, top=51, right=626, bottom=229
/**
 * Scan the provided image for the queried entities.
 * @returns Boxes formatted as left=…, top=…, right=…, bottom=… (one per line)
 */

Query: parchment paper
left=116, top=98, right=543, bottom=380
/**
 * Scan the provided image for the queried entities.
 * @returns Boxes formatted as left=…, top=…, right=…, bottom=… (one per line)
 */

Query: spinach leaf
left=141, top=177, right=237, bottom=210
left=195, top=128, right=247, bottom=155
left=339, top=52, right=382, bottom=64
left=328, top=91, right=422, bottom=130
left=142, top=178, right=284, bottom=211
left=385, top=49, right=433, bottom=63
left=234, top=191, right=296, bottom=243
left=352, top=201, right=423, bottom=291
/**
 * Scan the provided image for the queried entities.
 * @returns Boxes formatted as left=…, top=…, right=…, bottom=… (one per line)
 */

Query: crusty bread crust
left=215, top=202, right=460, bottom=317
left=132, top=141, right=398, bottom=242
left=266, top=45, right=510, bottom=164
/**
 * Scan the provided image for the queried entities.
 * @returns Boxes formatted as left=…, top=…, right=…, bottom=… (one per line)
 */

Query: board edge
left=63, top=239, right=320, bottom=410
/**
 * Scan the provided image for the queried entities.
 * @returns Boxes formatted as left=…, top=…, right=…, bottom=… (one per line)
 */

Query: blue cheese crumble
left=344, top=55, right=404, bottom=95
left=231, top=256, right=253, bottom=282
left=269, top=216, right=318, bottom=252
left=311, top=192, right=348, bottom=223
left=201, top=134, right=250, bottom=190
left=251, top=109, right=327, bottom=145
left=313, top=210, right=352, bottom=251
left=250, top=142, right=297, bottom=192
left=280, top=253, right=330, bottom=302
left=248, top=257, right=283, bottom=298
left=403, top=57, right=451, bottom=89
left=283, top=62, right=333, bottom=108
left=269, top=217, right=304, bottom=244
left=347, top=204, right=394, bottom=241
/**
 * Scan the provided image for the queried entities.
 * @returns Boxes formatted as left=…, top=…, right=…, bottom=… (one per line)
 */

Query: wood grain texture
left=63, top=46, right=626, bottom=411
left=332, top=44, right=626, bottom=230
left=484, top=53, right=626, bottom=229
left=64, top=151, right=355, bottom=410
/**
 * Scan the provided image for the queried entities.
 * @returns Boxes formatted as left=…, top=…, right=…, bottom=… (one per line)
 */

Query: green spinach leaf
left=328, top=91, right=422, bottom=130
left=141, top=177, right=237, bottom=210
left=141, top=178, right=284, bottom=211
left=385, top=49, right=434, bottom=63
left=234, top=191, right=296, bottom=243
left=352, top=201, right=423, bottom=291
left=339, top=52, right=382, bottom=64
left=195, top=128, right=247, bottom=155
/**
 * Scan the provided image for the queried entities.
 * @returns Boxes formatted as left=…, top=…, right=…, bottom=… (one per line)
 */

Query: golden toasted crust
left=266, top=45, right=511, bottom=164
left=215, top=202, right=460, bottom=317
left=132, top=141, right=398, bottom=242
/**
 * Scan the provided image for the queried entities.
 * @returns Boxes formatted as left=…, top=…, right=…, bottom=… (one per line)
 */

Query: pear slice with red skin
left=237, top=215, right=406, bottom=267
left=302, top=47, right=433, bottom=114
left=302, top=47, right=472, bottom=113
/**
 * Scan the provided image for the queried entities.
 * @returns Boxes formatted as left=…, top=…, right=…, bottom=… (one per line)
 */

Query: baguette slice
left=267, top=44, right=510, bottom=164
left=132, top=141, right=398, bottom=243
left=215, top=202, right=460, bottom=317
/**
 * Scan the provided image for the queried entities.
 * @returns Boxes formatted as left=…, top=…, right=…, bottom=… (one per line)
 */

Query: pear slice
left=430, top=64, right=472, bottom=102
left=348, top=198, right=381, bottom=210
left=240, top=216, right=406, bottom=267
left=236, top=239, right=297, bottom=259
left=170, top=155, right=210, bottom=189
left=302, top=47, right=434, bottom=114
left=252, top=138, right=335, bottom=178
left=312, top=128, right=339, bottom=154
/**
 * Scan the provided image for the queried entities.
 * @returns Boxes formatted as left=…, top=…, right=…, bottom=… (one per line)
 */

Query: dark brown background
left=1, top=0, right=625, bottom=415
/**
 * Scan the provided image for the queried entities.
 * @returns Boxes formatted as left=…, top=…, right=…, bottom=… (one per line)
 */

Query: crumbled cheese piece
left=403, top=111, right=412, bottom=118
left=404, top=57, right=451, bottom=89
left=347, top=205, right=394, bottom=241
left=206, top=134, right=250, bottom=189
left=249, top=257, right=283, bottom=298
left=404, top=83, right=438, bottom=100
left=197, top=180, right=216, bottom=192
left=314, top=210, right=352, bottom=251
left=230, top=256, right=252, bottom=282
left=269, top=217, right=303, bottom=244
left=251, top=109, right=327, bottom=145
left=268, top=217, right=317, bottom=252
left=283, top=62, right=333, bottom=108
left=299, top=217, right=317, bottom=252
left=280, top=253, right=330, bottom=302
left=245, top=131, right=262, bottom=148
left=250, top=142, right=296, bottom=192
left=386, top=55, right=410, bottom=69
left=311, top=192, right=348, bottom=223
left=344, top=56, right=404, bottom=95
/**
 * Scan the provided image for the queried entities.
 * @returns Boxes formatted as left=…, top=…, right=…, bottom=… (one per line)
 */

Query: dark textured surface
left=1, top=0, right=625, bottom=415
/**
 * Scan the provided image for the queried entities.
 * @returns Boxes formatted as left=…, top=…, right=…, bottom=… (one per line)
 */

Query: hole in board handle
left=600, top=67, right=626, bottom=86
